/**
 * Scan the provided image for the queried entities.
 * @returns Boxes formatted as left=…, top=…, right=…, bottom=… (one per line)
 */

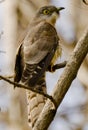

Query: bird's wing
left=23, top=22, right=59, bottom=63
left=14, top=25, right=30, bottom=84
left=14, top=44, right=24, bottom=84
left=21, top=22, right=59, bottom=87
left=27, top=43, right=58, bottom=87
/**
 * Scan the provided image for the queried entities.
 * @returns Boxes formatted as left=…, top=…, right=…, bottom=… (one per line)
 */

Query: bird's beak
left=57, top=7, right=65, bottom=13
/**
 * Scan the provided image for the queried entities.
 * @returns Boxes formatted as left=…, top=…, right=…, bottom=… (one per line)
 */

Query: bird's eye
left=43, top=9, right=50, bottom=15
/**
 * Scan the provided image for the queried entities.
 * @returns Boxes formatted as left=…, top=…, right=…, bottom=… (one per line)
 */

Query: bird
left=14, top=5, right=64, bottom=128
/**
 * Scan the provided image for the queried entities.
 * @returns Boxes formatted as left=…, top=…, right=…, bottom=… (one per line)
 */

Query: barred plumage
left=14, top=5, right=64, bottom=128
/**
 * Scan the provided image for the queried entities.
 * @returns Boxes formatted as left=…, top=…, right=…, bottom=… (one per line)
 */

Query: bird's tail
left=26, top=83, right=46, bottom=128
left=21, top=64, right=47, bottom=127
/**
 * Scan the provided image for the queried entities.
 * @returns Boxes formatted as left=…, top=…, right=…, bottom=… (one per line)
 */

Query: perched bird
left=14, top=5, right=64, bottom=128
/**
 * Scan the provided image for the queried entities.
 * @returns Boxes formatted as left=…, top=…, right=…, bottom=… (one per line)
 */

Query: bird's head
left=35, top=5, right=65, bottom=25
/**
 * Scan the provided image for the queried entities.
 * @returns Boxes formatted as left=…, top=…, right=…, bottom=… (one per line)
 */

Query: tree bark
left=33, top=29, right=88, bottom=130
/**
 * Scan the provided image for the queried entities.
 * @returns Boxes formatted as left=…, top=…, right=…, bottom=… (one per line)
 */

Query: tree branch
left=0, top=75, right=14, bottom=79
left=52, top=61, right=67, bottom=71
left=0, top=62, right=66, bottom=106
left=0, top=75, right=57, bottom=107
left=33, top=29, right=88, bottom=130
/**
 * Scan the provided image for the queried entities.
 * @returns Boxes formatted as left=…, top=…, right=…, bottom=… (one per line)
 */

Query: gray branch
left=0, top=75, right=56, bottom=106
left=33, top=29, right=88, bottom=130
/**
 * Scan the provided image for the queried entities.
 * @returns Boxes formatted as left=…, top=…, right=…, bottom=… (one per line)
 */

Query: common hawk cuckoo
left=14, top=5, right=64, bottom=128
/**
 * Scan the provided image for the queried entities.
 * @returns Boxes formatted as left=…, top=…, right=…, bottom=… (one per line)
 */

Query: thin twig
left=0, top=75, right=57, bottom=108
left=48, top=61, right=67, bottom=72
left=52, top=61, right=67, bottom=71
left=0, top=61, right=67, bottom=107
left=0, top=75, right=14, bottom=80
